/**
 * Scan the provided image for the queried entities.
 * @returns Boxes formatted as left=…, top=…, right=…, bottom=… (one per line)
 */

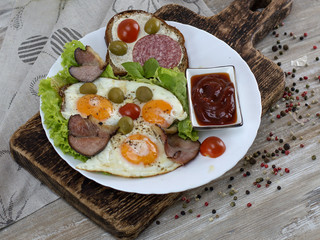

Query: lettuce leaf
left=39, top=75, right=88, bottom=161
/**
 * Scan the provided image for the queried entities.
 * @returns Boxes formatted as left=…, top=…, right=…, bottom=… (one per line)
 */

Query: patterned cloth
left=0, top=0, right=213, bottom=229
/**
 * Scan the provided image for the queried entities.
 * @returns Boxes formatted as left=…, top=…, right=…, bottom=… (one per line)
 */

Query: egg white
left=76, top=119, right=182, bottom=177
left=61, top=77, right=187, bottom=126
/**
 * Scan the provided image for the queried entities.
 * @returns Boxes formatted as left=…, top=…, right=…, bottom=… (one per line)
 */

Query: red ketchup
left=191, top=73, right=236, bottom=125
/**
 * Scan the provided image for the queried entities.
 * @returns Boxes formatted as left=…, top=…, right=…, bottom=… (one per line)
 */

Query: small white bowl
left=186, top=66, right=243, bottom=130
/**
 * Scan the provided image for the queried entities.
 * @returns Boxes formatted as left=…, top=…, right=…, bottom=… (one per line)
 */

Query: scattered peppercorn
left=181, top=211, right=186, bottom=215
left=312, top=155, right=316, bottom=160
left=230, top=176, right=234, bottom=181
left=230, top=202, right=236, bottom=207
left=283, top=44, right=289, bottom=50
left=212, top=209, right=216, bottom=214
left=156, top=220, right=160, bottom=225
left=245, top=190, right=250, bottom=195
left=283, top=143, right=290, bottom=150
left=277, top=186, right=282, bottom=190
left=247, top=203, right=252, bottom=208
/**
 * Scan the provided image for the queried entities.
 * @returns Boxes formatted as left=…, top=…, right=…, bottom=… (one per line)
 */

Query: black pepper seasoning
left=284, top=143, right=290, bottom=150
left=245, top=190, right=250, bottom=195
left=277, top=186, right=282, bottom=190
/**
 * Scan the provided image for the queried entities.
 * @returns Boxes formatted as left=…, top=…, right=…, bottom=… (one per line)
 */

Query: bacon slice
left=69, top=46, right=106, bottom=82
left=164, top=134, right=200, bottom=165
left=152, top=125, right=200, bottom=165
left=68, top=114, right=118, bottom=157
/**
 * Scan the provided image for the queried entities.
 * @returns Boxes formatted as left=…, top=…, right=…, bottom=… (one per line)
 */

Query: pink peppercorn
left=247, top=203, right=252, bottom=207
left=285, top=150, right=290, bottom=155
left=205, top=202, right=209, bottom=206
left=304, top=33, right=308, bottom=37
left=265, top=164, right=269, bottom=168
left=175, top=215, right=179, bottom=219
left=257, top=184, right=261, bottom=188
left=313, top=45, right=317, bottom=50
left=285, top=168, right=290, bottom=173
left=261, top=163, right=265, bottom=167
left=197, top=214, right=201, bottom=218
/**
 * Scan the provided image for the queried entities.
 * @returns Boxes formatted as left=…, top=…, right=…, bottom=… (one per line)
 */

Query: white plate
left=40, top=22, right=261, bottom=194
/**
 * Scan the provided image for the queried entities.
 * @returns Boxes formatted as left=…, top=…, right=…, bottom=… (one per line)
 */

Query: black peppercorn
left=284, top=143, right=290, bottom=150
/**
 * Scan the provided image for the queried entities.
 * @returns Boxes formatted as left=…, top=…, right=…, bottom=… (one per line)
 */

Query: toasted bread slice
left=105, top=10, right=188, bottom=76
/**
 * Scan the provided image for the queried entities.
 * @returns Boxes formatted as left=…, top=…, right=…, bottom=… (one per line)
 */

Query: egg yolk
left=142, top=100, right=172, bottom=128
left=121, top=134, right=158, bottom=165
left=77, top=94, right=113, bottom=121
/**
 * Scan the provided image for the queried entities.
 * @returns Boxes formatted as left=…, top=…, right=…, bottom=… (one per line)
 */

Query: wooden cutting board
left=9, top=1, right=292, bottom=239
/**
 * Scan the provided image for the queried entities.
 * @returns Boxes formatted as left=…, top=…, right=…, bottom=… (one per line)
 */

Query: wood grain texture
left=155, top=0, right=293, bottom=115
left=10, top=113, right=181, bottom=240
left=8, top=1, right=294, bottom=239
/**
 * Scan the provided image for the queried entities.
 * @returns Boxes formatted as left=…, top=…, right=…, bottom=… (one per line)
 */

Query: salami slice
left=132, top=34, right=182, bottom=68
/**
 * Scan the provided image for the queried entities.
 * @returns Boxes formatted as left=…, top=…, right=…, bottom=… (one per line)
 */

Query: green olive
left=108, top=87, right=124, bottom=103
left=118, top=116, right=134, bottom=134
left=79, top=82, right=97, bottom=94
left=109, top=40, right=128, bottom=56
left=136, top=86, right=153, bottom=102
left=144, top=17, right=160, bottom=34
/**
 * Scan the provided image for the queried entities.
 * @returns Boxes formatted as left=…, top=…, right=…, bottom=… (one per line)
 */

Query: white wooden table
left=1, top=0, right=320, bottom=239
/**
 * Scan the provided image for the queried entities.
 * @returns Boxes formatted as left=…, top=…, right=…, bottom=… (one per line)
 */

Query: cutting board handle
left=211, top=0, right=293, bottom=46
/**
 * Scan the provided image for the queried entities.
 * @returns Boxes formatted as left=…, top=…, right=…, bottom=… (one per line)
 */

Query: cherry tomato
left=117, top=19, right=140, bottom=43
left=119, top=103, right=141, bottom=120
left=200, top=136, right=226, bottom=158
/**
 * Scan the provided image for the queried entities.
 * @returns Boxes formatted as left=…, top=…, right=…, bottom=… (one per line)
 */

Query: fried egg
left=62, top=77, right=188, bottom=177
left=76, top=119, right=181, bottom=177
left=61, top=77, right=187, bottom=127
